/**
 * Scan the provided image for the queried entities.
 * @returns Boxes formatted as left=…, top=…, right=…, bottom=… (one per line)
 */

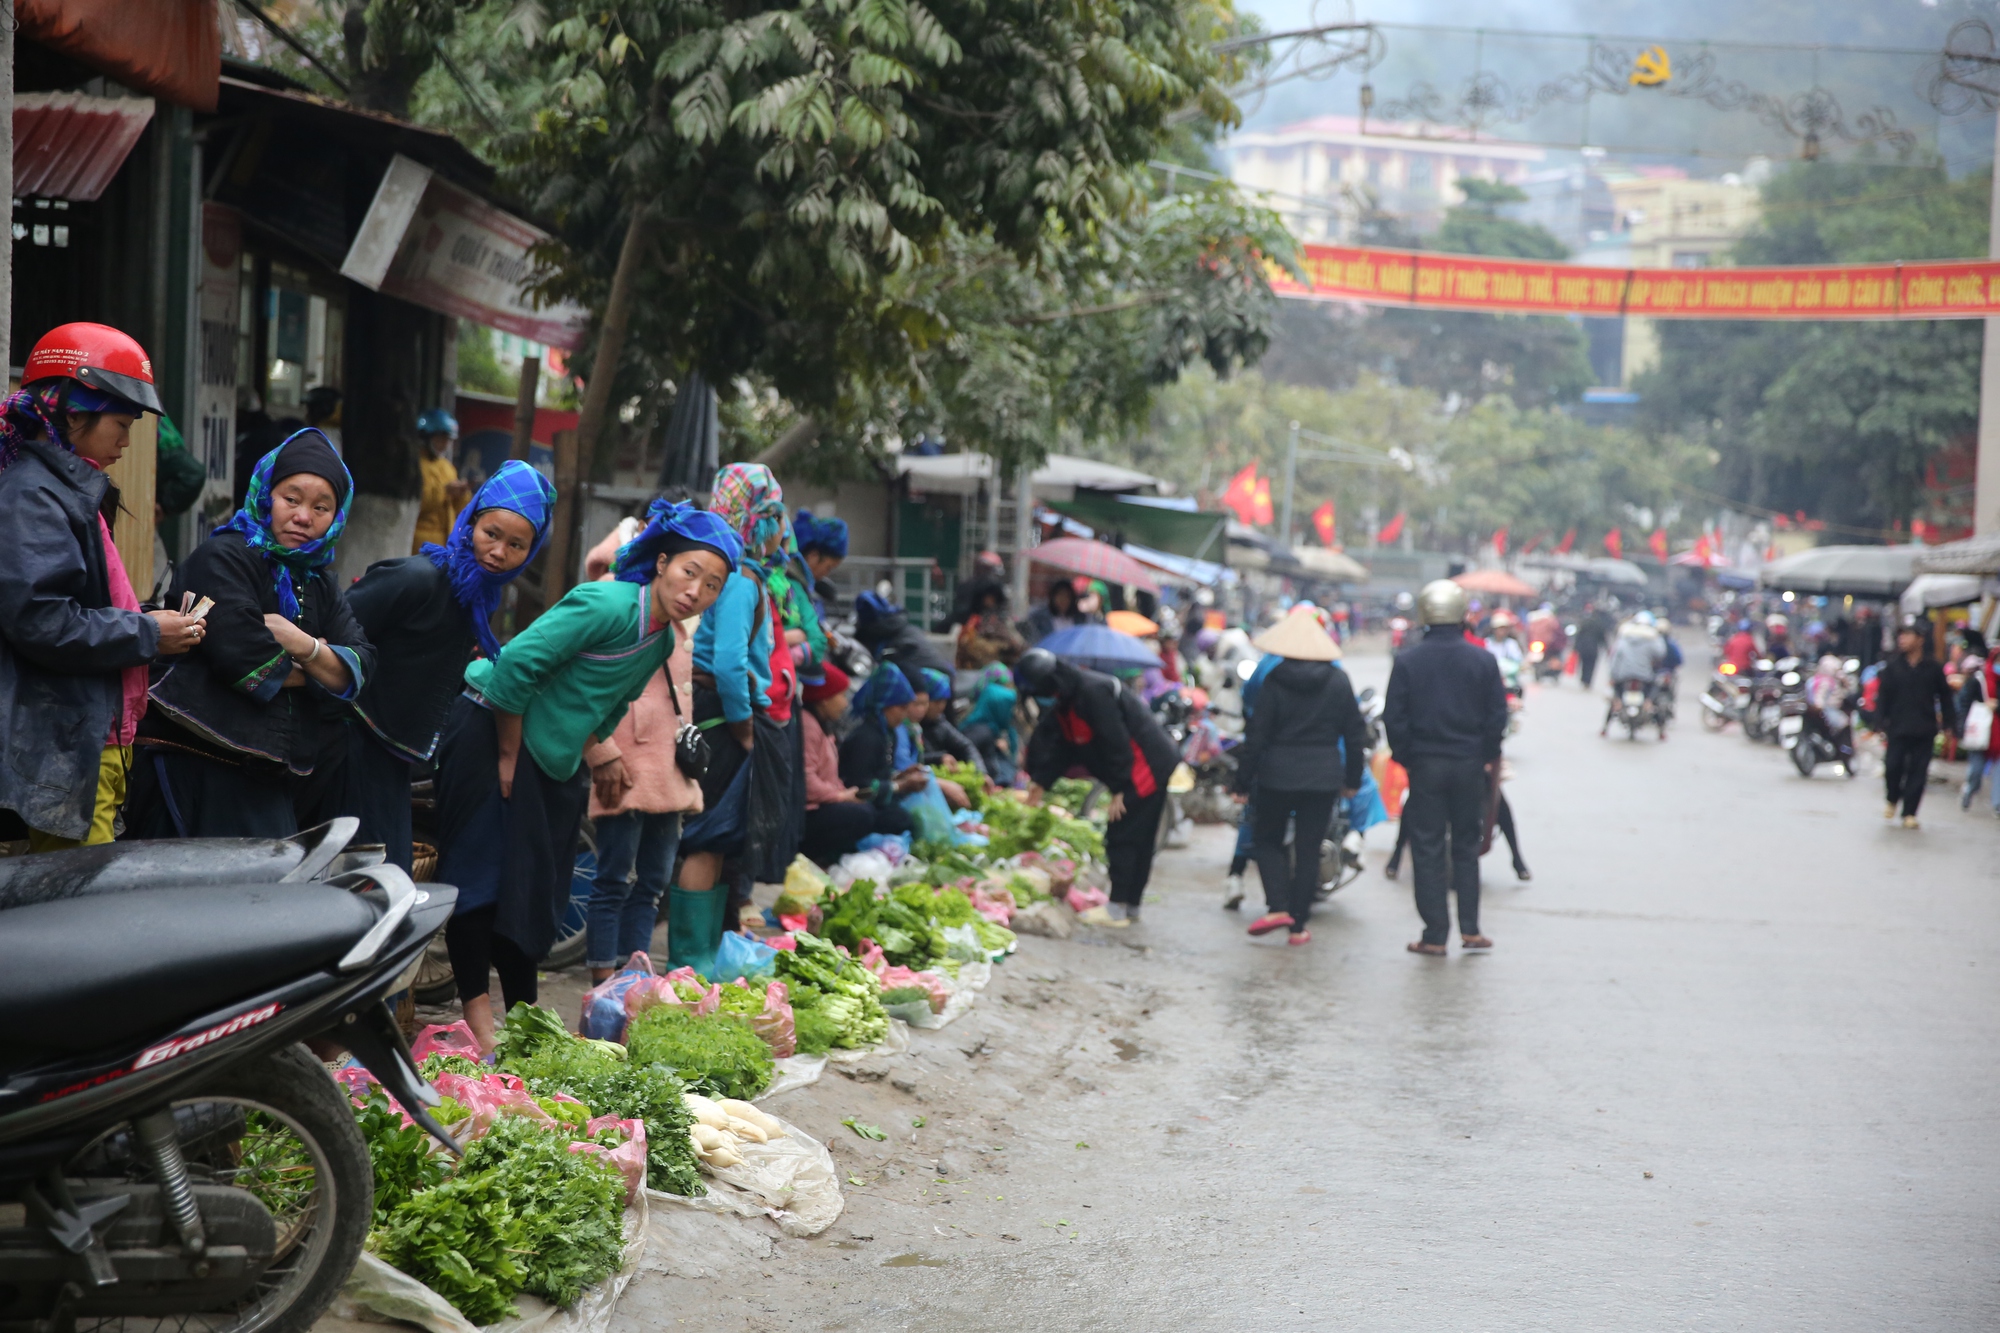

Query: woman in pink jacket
left=580, top=521, right=705, bottom=982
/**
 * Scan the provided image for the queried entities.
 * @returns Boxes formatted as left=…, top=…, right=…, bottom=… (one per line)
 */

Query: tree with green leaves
left=1635, top=157, right=1987, bottom=532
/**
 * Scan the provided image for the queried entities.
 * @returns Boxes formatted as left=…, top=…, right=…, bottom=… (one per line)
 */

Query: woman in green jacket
left=434, top=500, right=740, bottom=1053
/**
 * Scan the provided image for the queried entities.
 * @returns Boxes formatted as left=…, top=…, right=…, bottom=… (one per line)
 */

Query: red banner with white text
left=1271, top=243, right=2000, bottom=321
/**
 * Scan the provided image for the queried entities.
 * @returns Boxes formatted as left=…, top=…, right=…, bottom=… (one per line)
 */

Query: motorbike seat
left=0, top=884, right=378, bottom=1065
left=0, top=839, right=304, bottom=912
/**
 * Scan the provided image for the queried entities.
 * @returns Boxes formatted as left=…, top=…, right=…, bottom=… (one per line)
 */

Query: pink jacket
left=802, top=709, right=848, bottom=809
left=582, top=523, right=703, bottom=817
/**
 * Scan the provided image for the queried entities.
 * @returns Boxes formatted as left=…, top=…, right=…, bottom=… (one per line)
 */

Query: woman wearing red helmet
left=0, top=324, right=208, bottom=847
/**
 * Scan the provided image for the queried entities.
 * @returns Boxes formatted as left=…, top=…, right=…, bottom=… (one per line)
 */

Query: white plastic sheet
left=684, top=1111, right=843, bottom=1237
left=758, top=1052, right=828, bottom=1100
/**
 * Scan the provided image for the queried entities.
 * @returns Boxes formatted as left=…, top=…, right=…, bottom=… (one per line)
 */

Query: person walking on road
left=1384, top=580, right=1508, bottom=956
left=1574, top=601, right=1613, bottom=688
left=1229, top=610, right=1366, bottom=945
left=1017, top=647, right=1180, bottom=928
left=1876, top=617, right=1953, bottom=829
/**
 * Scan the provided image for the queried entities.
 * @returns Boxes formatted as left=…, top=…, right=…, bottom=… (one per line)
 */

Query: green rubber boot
left=665, top=886, right=724, bottom=978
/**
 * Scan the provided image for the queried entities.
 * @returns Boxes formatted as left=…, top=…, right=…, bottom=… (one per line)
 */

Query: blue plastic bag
left=713, top=930, right=777, bottom=983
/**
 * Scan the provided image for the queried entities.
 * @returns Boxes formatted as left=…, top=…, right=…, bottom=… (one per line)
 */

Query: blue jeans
left=586, top=810, right=681, bottom=969
left=1963, top=752, right=2000, bottom=810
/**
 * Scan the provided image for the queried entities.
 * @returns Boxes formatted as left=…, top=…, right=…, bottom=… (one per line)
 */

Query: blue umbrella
left=1040, top=624, right=1161, bottom=670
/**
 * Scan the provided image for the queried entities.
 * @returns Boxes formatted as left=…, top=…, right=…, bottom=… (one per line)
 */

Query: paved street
left=620, top=645, right=2000, bottom=1331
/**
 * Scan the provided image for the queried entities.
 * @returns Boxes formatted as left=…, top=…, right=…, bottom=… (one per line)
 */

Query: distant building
left=1224, top=116, right=1546, bottom=240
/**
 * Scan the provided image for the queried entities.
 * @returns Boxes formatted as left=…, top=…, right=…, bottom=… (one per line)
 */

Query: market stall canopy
left=1454, top=568, right=1538, bottom=597
left=1046, top=491, right=1228, bottom=561
left=1027, top=537, right=1160, bottom=592
left=1913, top=531, right=2000, bottom=576
left=1039, top=624, right=1161, bottom=671
left=1289, top=546, right=1369, bottom=582
left=1899, top=573, right=1986, bottom=615
left=1758, top=544, right=1921, bottom=597
left=1519, top=553, right=1648, bottom=587
left=12, top=93, right=155, bottom=201
left=897, top=453, right=1164, bottom=501
left=20, top=0, right=220, bottom=111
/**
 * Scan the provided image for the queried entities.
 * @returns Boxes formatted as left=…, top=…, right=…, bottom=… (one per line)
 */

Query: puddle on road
left=1111, top=1038, right=1142, bottom=1062
left=882, top=1254, right=950, bottom=1268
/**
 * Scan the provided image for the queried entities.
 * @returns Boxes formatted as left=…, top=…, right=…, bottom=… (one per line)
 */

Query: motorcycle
left=0, top=819, right=458, bottom=1333
left=1773, top=662, right=1810, bottom=751
left=1387, top=615, right=1412, bottom=657
left=1700, top=662, right=1753, bottom=732
left=1608, top=676, right=1664, bottom=739
left=1745, top=656, right=1797, bottom=745
left=1791, top=664, right=1862, bottom=778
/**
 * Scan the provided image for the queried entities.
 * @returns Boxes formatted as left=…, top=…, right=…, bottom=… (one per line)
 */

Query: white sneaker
left=1222, top=874, right=1245, bottom=910
left=1076, top=905, right=1129, bottom=929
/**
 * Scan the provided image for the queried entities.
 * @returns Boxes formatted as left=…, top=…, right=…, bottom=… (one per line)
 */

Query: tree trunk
left=752, top=416, right=820, bottom=470
left=548, top=206, right=654, bottom=603
left=510, top=354, right=540, bottom=462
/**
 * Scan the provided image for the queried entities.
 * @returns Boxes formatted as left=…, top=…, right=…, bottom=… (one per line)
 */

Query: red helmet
left=23, top=323, right=163, bottom=414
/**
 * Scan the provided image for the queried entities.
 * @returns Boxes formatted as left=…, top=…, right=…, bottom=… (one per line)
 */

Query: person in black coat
left=1017, top=647, right=1180, bottom=926
left=298, top=461, right=555, bottom=869
left=853, top=589, right=955, bottom=680
left=0, top=345, right=205, bottom=847
left=1384, top=580, right=1509, bottom=955
left=1228, top=612, right=1366, bottom=945
left=1875, top=617, right=1954, bottom=828
left=127, top=432, right=375, bottom=839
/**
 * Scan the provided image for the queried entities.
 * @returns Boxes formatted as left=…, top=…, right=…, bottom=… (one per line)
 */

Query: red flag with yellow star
left=1311, top=500, right=1336, bottom=546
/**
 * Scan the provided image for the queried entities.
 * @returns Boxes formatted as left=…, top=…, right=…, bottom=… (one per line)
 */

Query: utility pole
left=1280, top=420, right=1299, bottom=548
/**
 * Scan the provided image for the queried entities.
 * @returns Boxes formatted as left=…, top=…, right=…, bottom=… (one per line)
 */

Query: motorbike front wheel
left=57, top=1043, right=372, bottom=1333
left=1792, top=737, right=1819, bottom=777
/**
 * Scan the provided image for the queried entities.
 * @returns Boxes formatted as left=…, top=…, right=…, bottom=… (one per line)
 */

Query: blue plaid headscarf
left=913, top=666, right=952, bottom=701
left=213, top=429, right=351, bottom=619
left=850, top=662, right=914, bottom=728
left=421, top=460, right=557, bottom=659
left=793, top=509, right=849, bottom=559
left=614, top=498, right=743, bottom=582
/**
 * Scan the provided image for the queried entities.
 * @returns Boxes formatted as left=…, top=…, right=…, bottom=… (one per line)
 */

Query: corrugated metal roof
left=12, top=92, right=155, bottom=201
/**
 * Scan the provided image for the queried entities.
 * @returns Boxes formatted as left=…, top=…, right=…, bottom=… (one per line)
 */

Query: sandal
left=1247, top=912, right=1295, bottom=937
left=1406, top=940, right=1447, bottom=956
left=1287, top=929, right=1311, bottom=946
left=1461, top=935, right=1494, bottom=951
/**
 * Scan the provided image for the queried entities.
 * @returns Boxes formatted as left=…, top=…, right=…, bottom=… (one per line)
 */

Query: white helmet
left=1417, top=579, right=1468, bottom=626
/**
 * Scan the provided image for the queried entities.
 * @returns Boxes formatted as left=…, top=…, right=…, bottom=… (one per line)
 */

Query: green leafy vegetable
left=791, top=1003, right=844, bottom=1055
left=354, top=1090, right=450, bottom=1226
left=457, top=1119, right=626, bottom=1310
left=625, top=1006, right=774, bottom=1101
left=418, top=1053, right=486, bottom=1080
left=371, top=1163, right=530, bottom=1324
left=773, top=933, right=890, bottom=1050
left=842, top=1118, right=887, bottom=1141
left=491, top=1002, right=574, bottom=1067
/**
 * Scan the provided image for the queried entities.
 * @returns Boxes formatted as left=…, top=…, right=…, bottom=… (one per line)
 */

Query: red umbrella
left=1453, top=568, right=1537, bottom=598
left=1027, top=537, right=1160, bottom=592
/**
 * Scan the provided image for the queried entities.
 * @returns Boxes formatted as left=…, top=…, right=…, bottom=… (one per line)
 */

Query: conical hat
left=1252, top=609, right=1341, bottom=661
left=1107, top=610, right=1159, bottom=637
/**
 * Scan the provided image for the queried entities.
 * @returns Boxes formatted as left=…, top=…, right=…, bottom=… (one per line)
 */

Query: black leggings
left=1388, top=793, right=1525, bottom=870
left=444, top=905, right=539, bottom=1010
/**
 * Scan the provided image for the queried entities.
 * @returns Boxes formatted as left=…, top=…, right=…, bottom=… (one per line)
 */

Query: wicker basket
left=411, top=841, right=438, bottom=883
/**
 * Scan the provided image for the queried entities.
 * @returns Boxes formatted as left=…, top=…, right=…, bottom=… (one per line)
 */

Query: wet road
left=801, top=647, right=2000, bottom=1330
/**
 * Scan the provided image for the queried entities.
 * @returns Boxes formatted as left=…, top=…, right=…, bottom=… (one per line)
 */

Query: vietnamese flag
left=1377, top=511, right=1406, bottom=545
left=1555, top=528, right=1576, bottom=555
left=1519, top=531, right=1544, bottom=556
left=1220, top=463, right=1264, bottom=525
left=1249, top=472, right=1275, bottom=527
left=1311, top=500, right=1337, bottom=546
left=1603, top=527, right=1622, bottom=559
left=1492, top=526, right=1508, bottom=557
left=1648, top=529, right=1669, bottom=561
left=1693, top=533, right=1711, bottom=565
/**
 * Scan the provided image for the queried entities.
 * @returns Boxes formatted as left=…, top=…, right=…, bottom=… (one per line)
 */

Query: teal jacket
left=465, top=580, right=672, bottom=781
left=691, top=567, right=773, bottom=723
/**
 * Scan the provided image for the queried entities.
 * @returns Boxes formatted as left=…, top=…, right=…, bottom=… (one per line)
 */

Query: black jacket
left=1384, top=625, right=1508, bottom=763
left=0, top=440, right=161, bottom=839
left=1024, top=664, right=1179, bottom=800
left=1230, top=658, right=1367, bottom=794
left=854, top=601, right=955, bottom=680
left=345, top=556, right=478, bottom=761
left=1875, top=653, right=1953, bottom=739
left=837, top=718, right=903, bottom=805
left=950, top=575, right=1009, bottom=628
left=920, top=714, right=987, bottom=775
left=141, top=534, right=375, bottom=775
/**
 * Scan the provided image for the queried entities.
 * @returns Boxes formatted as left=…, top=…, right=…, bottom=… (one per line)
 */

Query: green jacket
left=464, top=579, right=672, bottom=781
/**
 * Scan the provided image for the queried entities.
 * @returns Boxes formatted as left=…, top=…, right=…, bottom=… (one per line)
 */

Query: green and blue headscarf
left=214, top=429, right=351, bottom=618
left=421, top=460, right=557, bottom=659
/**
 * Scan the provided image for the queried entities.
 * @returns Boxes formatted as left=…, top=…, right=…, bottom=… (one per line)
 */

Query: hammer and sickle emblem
left=1630, top=45, right=1671, bottom=87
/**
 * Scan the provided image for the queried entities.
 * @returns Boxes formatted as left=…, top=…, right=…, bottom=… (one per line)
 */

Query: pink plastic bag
left=570, top=1114, right=649, bottom=1200
left=1065, top=884, right=1107, bottom=914
left=748, top=980, right=796, bottom=1057
left=432, top=1070, right=556, bottom=1141
left=622, top=973, right=686, bottom=1024
left=970, top=883, right=1016, bottom=924
left=333, top=1061, right=382, bottom=1103
left=410, top=1021, right=482, bottom=1065
left=580, top=951, right=657, bottom=1042
left=878, top=966, right=948, bottom=1013
left=766, top=932, right=798, bottom=952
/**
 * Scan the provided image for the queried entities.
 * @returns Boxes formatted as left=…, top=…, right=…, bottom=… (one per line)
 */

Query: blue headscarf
left=850, top=663, right=914, bottom=728
left=913, top=666, right=952, bottom=701
left=614, top=498, right=743, bottom=582
left=213, top=429, right=352, bottom=619
left=793, top=509, right=849, bottom=559
left=421, top=460, right=557, bottom=660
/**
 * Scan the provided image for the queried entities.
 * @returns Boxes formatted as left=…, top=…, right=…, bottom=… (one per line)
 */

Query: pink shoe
left=1247, top=912, right=1295, bottom=937
left=1287, top=929, right=1311, bottom=946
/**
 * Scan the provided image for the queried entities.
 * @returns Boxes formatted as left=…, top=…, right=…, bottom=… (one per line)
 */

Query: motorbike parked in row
left=1788, top=658, right=1863, bottom=778
left=1700, top=660, right=1754, bottom=732
left=0, top=819, right=457, bottom=1333
left=1745, top=656, right=1800, bottom=745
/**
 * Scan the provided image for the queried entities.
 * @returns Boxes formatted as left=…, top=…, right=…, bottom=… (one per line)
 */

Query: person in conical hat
left=1229, top=607, right=1365, bottom=944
